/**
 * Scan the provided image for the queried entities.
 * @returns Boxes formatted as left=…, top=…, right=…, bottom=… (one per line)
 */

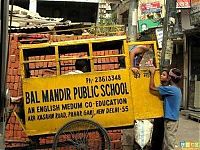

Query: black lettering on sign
left=73, top=86, right=99, bottom=99
left=55, top=112, right=67, bottom=119
left=86, top=78, right=93, bottom=84
left=96, top=108, right=105, bottom=114
left=106, top=107, right=120, bottom=114
left=25, top=92, right=29, bottom=104
left=28, top=115, right=35, bottom=121
left=37, top=113, right=54, bottom=120
left=83, top=110, right=95, bottom=116
left=100, top=83, right=129, bottom=97
left=143, top=72, right=150, bottom=78
left=121, top=106, right=129, bottom=112
left=42, top=88, right=71, bottom=103
left=37, top=105, right=60, bottom=113
left=28, top=107, right=35, bottom=114
left=25, top=91, right=40, bottom=104
left=62, top=102, right=83, bottom=110
left=95, top=75, right=121, bottom=83
left=68, top=111, right=83, bottom=117
left=85, top=102, right=93, bottom=108
left=96, top=98, right=127, bottom=107
left=133, top=72, right=140, bottom=79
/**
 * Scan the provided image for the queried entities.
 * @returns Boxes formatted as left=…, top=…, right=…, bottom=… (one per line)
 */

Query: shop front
left=182, top=0, right=200, bottom=112
left=183, top=28, right=200, bottom=111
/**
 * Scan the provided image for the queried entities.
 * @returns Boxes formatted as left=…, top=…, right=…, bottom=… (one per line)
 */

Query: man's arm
left=130, top=50, right=136, bottom=68
left=140, top=46, right=149, bottom=53
left=149, top=67, right=158, bottom=91
left=130, top=46, right=149, bottom=72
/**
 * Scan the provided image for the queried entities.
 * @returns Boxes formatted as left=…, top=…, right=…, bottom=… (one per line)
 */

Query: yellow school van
left=18, top=35, right=163, bottom=149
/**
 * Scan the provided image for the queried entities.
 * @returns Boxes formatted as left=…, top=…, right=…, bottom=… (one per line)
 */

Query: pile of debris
left=9, top=5, right=92, bottom=34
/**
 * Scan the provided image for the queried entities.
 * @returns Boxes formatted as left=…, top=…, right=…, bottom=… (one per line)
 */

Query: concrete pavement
left=175, top=114, right=200, bottom=150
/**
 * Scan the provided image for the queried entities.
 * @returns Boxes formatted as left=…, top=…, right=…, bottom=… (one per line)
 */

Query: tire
left=52, top=119, right=111, bottom=150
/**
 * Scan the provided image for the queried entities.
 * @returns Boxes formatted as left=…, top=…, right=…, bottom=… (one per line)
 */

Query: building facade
left=182, top=0, right=200, bottom=111
left=113, top=0, right=200, bottom=112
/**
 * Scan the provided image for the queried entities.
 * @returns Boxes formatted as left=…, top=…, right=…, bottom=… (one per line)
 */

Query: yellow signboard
left=20, top=37, right=164, bottom=136
left=127, top=41, right=163, bottom=119
left=130, top=70, right=163, bottom=119
left=23, top=70, right=134, bottom=135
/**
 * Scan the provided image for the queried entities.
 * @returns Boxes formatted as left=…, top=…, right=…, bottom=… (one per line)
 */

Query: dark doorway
left=9, top=0, right=29, bottom=10
left=37, top=1, right=98, bottom=22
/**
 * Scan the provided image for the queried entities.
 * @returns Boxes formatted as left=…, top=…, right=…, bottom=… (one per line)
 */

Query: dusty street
left=175, top=114, right=200, bottom=150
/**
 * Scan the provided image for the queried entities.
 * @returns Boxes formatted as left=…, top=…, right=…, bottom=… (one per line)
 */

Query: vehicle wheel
left=52, top=119, right=110, bottom=150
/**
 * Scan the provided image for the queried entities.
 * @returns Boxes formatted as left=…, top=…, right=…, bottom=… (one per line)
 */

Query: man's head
left=75, top=59, right=90, bottom=72
left=119, top=57, right=125, bottom=68
left=169, top=68, right=182, bottom=84
left=160, top=69, right=170, bottom=85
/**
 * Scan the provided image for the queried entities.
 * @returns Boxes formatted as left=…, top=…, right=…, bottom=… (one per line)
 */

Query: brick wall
left=6, top=33, right=123, bottom=149
left=6, top=34, right=29, bottom=148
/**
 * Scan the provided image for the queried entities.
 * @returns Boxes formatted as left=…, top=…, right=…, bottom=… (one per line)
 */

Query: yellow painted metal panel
left=128, top=41, right=157, bottom=46
left=123, top=40, right=130, bottom=69
left=59, top=56, right=90, bottom=60
left=130, top=70, right=163, bottom=119
left=153, top=42, right=160, bottom=68
left=20, top=36, right=163, bottom=136
left=128, top=41, right=163, bottom=119
left=19, top=36, right=126, bottom=49
left=92, top=54, right=125, bottom=58
left=23, top=70, right=133, bottom=136
left=55, top=46, right=60, bottom=76
left=88, top=42, right=94, bottom=72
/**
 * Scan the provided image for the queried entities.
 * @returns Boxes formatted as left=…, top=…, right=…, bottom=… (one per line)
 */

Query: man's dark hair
left=169, top=68, right=182, bottom=84
left=118, top=56, right=125, bottom=68
left=75, top=59, right=90, bottom=72
left=162, top=68, right=169, bottom=74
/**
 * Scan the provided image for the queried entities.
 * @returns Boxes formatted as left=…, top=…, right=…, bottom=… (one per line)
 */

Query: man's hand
left=131, top=67, right=139, bottom=73
left=149, top=66, right=156, bottom=75
left=149, top=66, right=158, bottom=91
